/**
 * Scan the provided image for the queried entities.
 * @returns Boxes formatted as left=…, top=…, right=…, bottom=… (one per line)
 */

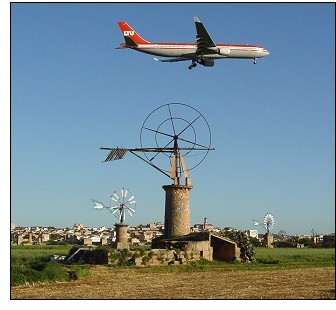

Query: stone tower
left=115, top=223, right=129, bottom=250
left=265, top=232, right=274, bottom=248
left=162, top=183, right=192, bottom=238
left=28, top=231, right=33, bottom=244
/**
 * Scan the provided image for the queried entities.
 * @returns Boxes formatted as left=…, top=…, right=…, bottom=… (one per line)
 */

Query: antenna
left=100, top=103, right=214, bottom=186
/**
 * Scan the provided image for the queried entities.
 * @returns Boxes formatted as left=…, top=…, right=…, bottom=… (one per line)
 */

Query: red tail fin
left=117, top=21, right=150, bottom=45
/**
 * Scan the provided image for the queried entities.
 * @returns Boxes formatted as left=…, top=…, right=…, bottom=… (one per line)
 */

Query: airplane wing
left=154, top=57, right=191, bottom=63
left=194, top=16, right=217, bottom=54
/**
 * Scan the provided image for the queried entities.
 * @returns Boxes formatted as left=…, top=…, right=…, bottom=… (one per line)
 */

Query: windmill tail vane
left=101, top=147, right=128, bottom=162
left=91, top=199, right=106, bottom=209
left=252, top=219, right=259, bottom=226
left=252, top=219, right=266, bottom=230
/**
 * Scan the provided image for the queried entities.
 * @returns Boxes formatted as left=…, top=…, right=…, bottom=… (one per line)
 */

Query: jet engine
left=217, top=47, right=231, bottom=56
left=199, top=58, right=214, bottom=67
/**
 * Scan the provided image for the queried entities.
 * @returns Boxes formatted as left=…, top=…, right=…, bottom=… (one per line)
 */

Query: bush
left=11, top=245, right=92, bottom=286
left=11, top=264, right=41, bottom=285
left=42, top=262, right=69, bottom=281
left=11, top=261, right=69, bottom=286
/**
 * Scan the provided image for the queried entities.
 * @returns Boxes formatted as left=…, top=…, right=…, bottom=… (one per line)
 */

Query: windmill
left=252, top=213, right=275, bottom=234
left=92, top=188, right=136, bottom=223
left=100, top=103, right=214, bottom=238
left=92, top=188, right=136, bottom=250
left=101, top=103, right=213, bottom=185
left=252, top=213, right=275, bottom=248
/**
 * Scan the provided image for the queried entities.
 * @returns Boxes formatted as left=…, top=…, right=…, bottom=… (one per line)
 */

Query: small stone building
left=152, top=231, right=240, bottom=263
left=66, top=232, right=241, bottom=266
left=210, top=234, right=240, bottom=262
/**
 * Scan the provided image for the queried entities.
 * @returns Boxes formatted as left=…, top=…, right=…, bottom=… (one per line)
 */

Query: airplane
left=117, top=16, right=269, bottom=69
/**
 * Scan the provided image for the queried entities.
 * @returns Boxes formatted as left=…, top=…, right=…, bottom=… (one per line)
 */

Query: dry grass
left=11, top=266, right=335, bottom=299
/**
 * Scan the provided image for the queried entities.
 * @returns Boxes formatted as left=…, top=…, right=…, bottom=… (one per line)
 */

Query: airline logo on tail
left=123, top=30, right=134, bottom=36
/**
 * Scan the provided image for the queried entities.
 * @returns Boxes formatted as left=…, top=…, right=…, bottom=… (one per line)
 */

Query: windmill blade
left=121, top=188, right=125, bottom=198
left=129, top=200, right=136, bottom=204
left=110, top=205, right=119, bottom=210
left=128, top=207, right=135, bottom=213
left=127, top=195, right=135, bottom=202
left=170, top=154, right=177, bottom=178
left=127, top=209, right=134, bottom=216
left=179, top=153, right=189, bottom=178
left=112, top=208, right=120, bottom=214
left=112, top=192, right=120, bottom=200
left=124, top=189, right=128, bottom=199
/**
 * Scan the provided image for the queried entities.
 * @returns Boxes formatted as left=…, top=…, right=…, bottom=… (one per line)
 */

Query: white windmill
left=92, top=188, right=136, bottom=250
left=252, top=212, right=275, bottom=233
left=252, top=213, right=275, bottom=248
left=93, top=187, right=136, bottom=224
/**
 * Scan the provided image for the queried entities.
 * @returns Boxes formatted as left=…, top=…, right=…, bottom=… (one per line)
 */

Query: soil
left=11, top=266, right=335, bottom=300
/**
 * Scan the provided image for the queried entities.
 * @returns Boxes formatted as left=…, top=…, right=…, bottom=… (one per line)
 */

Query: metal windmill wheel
left=263, top=213, right=275, bottom=233
left=140, top=103, right=212, bottom=179
left=252, top=212, right=275, bottom=233
left=92, top=187, right=136, bottom=224
left=100, top=103, right=214, bottom=184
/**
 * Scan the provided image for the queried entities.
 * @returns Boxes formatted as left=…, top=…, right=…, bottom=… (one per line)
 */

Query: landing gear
left=188, top=62, right=197, bottom=70
left=253, top=58, right=257, bottom=64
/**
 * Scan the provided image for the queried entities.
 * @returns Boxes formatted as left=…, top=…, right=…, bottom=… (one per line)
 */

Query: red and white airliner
left=117, top=17, right=269, bottom=69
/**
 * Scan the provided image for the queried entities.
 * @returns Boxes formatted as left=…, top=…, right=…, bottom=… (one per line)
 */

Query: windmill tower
left=101, top=103, right=213, bottom=239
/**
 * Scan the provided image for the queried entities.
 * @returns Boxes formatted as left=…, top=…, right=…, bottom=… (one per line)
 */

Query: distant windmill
left=252, top=213, right=275, bottom=248
left=92, top=187, right=136, bottom=224
left=252, top=213, right=275, bottom=234
left=92, top=188, right=136, bottom=250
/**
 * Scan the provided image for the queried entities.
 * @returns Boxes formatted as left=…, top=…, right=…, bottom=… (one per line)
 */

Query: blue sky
left=9, top=2, right=335, bottom=235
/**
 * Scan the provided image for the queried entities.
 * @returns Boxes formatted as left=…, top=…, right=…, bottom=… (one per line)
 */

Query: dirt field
left=11, top=266, right=335, bottom=299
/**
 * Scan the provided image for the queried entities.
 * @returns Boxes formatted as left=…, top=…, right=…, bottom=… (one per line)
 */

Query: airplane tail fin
left=117, top=21, right=150, bottom=46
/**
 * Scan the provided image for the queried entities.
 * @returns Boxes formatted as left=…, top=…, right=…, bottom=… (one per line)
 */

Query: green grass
left=11, top=245, right=91, bottom=286
left=147, top=247, right=335, bottom=273
left=11, top=245, right=70, bottom=261
left=11, top=245, right=335, bottom=285
left=254, top=247, right=335, bottom=268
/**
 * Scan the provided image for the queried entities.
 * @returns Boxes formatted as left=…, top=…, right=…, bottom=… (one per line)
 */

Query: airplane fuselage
left=122, top=42, right=269, bottom=60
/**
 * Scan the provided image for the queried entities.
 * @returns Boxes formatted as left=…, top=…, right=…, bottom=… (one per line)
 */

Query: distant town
left=11, top=218, right=335, bottom=248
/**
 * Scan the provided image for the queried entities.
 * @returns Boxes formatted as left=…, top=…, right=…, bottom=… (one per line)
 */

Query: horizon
left=10, top=221, right=335, bottom=236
